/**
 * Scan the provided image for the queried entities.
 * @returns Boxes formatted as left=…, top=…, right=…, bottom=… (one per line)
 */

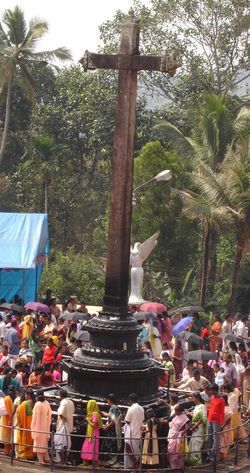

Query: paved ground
left=0, top=447, right=248, bottom=473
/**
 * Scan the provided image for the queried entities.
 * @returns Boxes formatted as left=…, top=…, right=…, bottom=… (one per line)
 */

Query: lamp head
left=154, top=169, right=172, bottom=182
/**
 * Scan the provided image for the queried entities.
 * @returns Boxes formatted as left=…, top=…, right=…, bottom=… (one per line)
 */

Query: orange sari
left=16, top=400, right=34, bottom=459
left=0, top=395, right=14, bottom=454
left=210, top=322, right=222, bottom=352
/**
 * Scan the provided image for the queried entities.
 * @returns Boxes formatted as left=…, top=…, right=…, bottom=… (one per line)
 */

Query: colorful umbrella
left=24, top=302, right=51, bottom=313
left=139, top=302, right=167, bottom=313
left=172, top=316, right=193, bottom=336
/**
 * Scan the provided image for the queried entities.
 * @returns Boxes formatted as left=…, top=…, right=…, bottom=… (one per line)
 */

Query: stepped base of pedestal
left=62, top=355, right=163, bottom=401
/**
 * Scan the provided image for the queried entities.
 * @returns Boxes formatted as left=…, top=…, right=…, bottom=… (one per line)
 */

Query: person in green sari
left=101, top=393, right=122, bottom=466
left=28, top=329, right=43, bottom=363
left=161, top=352, right=175, bottom=386
left=186, top=392, right=207, bottom=465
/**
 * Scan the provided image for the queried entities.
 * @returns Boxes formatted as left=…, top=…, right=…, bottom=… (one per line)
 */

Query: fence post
left=10, top=425, right=14, bottom=466
left=92, top=436, right=96, bottom=473
left=139, top=437, right=143, bottom=473
left=234, top=426, right=240, bottom=466
left=248, top=422, right=250, bottom=458
left=50, top=431, right=54, bottom=472
left=182, top=433, right=186, bottom=473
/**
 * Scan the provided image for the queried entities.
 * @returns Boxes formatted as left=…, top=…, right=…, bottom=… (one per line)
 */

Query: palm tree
left=22, top=136, right=67, bottom=214
left=174, top=106, right=250, bottom=313
left=156, top=95, right=233, bottom=304
left=0, top=5, right=72, bottom=163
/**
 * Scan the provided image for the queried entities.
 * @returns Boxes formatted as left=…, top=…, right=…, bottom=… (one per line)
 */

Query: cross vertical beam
left=102, top=11, right=139, bottom=315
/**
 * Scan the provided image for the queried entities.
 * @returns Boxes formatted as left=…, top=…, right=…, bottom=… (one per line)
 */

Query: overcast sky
left=1, top=1, right=150, bottom=62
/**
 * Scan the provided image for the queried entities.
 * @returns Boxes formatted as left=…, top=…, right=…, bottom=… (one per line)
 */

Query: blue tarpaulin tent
left=0, top=213, right=49, bottom=303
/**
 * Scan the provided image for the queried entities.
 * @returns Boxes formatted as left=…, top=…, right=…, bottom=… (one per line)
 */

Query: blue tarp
left=0, top=213, right=49, bottom=303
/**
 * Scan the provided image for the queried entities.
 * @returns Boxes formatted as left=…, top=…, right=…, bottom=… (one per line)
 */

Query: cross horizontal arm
left=80, top=51, right=181, bottom=76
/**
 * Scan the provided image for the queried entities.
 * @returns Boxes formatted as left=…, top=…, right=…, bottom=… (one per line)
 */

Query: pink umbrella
left=24, top=302, right=51, bottom=313
left=139, top=302, right=167, bottom=313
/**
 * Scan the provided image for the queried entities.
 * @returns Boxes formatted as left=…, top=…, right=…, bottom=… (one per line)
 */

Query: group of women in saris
left=0, top=387, right=52, bottom=463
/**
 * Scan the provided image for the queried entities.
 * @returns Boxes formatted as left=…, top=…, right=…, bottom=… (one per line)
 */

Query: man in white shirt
left=124, top=393, right=144, bottom=469
left=222, top=314, right=233, bottom=334
left=178, top=369, right=209, bottom=391
left=54, top=390, right=75, bottom=463
left=235, top=316, right=248, bottom=339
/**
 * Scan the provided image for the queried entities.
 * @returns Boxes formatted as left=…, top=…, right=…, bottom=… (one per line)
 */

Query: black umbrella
left=177, top=331, right=206, bottom=346
left=59, top=312, right=90, bottom=322
left=187, top=350, right=219, bottom=361
left=0, top=303, right=24, bottom=313
left=172, top=305, right=204, bottom=315
left=220, top=333, right=242, bottom=343
left=74, top=330, right=90, bottom=342
left=133, top=311, right=157, bottom=321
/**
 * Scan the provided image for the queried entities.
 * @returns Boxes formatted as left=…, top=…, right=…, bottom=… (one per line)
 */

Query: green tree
left=132, top=140, right=198, bottom=297
left=39, top=249, right=105, bottom=304
left=174, top=105, right=250, bottom=312
left=99, top=1, right=249, bottom=115
left=0, top=5, right=71, bottom=163
left=21, top=136, right=68, bottom=214
left=156, top=95, right=233, bottom=304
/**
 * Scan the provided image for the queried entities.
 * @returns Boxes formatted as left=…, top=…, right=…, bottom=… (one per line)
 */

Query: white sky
left=1, top=0, right=149, bottom=62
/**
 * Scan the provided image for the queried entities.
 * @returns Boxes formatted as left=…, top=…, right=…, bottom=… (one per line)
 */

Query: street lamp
left=132, top=169, right=172, bottom=207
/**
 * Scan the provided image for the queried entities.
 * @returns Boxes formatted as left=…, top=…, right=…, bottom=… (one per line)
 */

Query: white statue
left=129, top=231, right=160, bottom=305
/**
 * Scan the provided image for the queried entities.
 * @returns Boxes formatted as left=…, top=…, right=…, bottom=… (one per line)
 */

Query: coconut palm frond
left=190, top=162, right=232, bottom=208
left=234, top=106, right=250, bottom=131
left=32, top=47, right=72, bottom=62
left=154, top=120, right=194, bottom=158
left=20, top=20, right=48, bottom=49
left=176, top=188, right=232, bottom=227
left=3, top=6, right=27, bottom=45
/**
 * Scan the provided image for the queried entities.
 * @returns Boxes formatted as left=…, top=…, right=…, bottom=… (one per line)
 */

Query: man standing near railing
left=54, top=390, right=75, bottom=464
left=206, top=384, right=225, bottom=463
left=124, top=393, right=144, bottom=469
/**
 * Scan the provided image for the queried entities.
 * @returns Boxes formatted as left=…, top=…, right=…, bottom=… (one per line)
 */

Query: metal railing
left=0, top=415, right=249, bottom=471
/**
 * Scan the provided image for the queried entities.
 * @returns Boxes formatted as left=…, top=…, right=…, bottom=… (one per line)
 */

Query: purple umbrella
left=172, top=316, right=193, bottom=336
left=24, top=302, right=51, bottom=313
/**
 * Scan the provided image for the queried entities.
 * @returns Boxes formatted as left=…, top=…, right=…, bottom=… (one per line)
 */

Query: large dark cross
left=80, top=8, right=181, bottom=316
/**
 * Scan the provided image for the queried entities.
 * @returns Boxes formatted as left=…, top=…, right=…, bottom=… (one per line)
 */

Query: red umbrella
left=139, top=302, right=167, bottom=313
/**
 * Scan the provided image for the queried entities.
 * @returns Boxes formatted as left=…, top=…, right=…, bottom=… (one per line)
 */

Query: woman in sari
left=101, top=393, right=122, bottom=466
left=172, top=340, right=183, bottom=379
left=0, top=386, right=16, bottom=454
left=28, top=329, right=43, bottom=363
left=20, top=314, right=34, bottom=340
left=16, top=388, right=36, bottom=459
left=222, top=383, right=247, bottom=441
left=186, top=393, right=207, bottom=465
left=167, top=404, right=189, bottom=469
left=30, top=394, right=52, bottom=464
left=42, top=338, right=58, bottom=366
left=142, top=408, right=159, bottom=467
left=210, top=314, right=222, bottom=352
left=149, top=321, right=162, bottom=359
left=81, top=399, right=103, bottom=464
left=220, top=395, right=233, bottom=460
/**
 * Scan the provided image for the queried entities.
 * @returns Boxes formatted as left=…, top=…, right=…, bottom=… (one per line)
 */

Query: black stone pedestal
left=62, top=312, right=163, bottom=402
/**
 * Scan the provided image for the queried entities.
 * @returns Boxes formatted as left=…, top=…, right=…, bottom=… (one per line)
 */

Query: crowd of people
left=0, top=290, right=248, bottom=468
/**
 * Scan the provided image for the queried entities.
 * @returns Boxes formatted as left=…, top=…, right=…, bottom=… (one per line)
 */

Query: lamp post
left=132, top=169, right=172, bottom=207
